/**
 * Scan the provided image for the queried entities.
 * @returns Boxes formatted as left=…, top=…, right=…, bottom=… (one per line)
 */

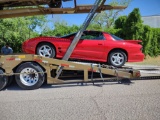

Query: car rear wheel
left=36, top=43, right=56, bottom=58
left=15, top=62, right=45, bottom=90
left=108, top=50, right=127, bottom=67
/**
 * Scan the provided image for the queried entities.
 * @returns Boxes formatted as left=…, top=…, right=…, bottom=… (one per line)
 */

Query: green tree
left=0, top=15, right=46, bottom=53
left=42, top=21, right=80, bottom=36
left=90, top=0, right=131, bottom=29
left=124, top=8, right=143, bottom=40
left=151, top=28, right=160, bottom=56
left=114, top=15, right=127, bottom=29
left=87, top=23, right=102, bottom=31
left=114, top=8, right=160, bottom=56
left=141, top=25, right=153, bottom=56
left=103, top=28, right=121, bottom=35
left=114, top=15, right=127, bottom=38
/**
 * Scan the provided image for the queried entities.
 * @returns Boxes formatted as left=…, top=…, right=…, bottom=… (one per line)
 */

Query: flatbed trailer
left=0, top=54, right=141, bottom=90
left=0, top=0, right=140, bottom=90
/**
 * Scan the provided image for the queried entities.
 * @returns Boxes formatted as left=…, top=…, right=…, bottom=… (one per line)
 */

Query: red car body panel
left=22, top=31, right=144, bottom=63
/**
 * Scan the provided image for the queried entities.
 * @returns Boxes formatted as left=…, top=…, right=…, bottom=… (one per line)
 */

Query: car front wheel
left=108, top=50, right=127, bottom=67
left=36, top=43, right=56, bottom=58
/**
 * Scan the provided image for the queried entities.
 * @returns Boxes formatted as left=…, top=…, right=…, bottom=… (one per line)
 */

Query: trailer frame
left=0, top=54, right=140, bottom=90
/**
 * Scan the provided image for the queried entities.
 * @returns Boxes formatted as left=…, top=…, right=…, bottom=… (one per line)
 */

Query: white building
left=142, top=15, right=160, bottom=28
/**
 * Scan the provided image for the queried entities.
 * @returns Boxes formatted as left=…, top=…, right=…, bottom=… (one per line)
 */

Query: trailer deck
left=0, top=54, right=141, bottom=90
left=0, top=0, right=140, bottom=90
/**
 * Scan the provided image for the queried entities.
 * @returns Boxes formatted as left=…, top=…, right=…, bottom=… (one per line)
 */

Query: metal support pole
left=55, top=0, right=106, bottom=79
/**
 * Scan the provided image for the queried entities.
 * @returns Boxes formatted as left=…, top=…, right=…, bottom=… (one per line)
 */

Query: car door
left=72, top=31, right=106, bottom=61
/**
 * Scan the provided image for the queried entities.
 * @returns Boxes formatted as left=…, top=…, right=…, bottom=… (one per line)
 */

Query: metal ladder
left=55, top=0, right=106, bottom=79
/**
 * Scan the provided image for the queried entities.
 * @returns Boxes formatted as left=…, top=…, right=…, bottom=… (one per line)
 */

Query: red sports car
left=22, top=31, right=144, bottom=67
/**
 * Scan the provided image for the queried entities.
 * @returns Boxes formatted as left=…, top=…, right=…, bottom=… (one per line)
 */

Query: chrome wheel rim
left=20, top=68, right=39, bottom=86
left=111, top=53, right=124, bottom=66
left=39, top=45, right=53, bottom=57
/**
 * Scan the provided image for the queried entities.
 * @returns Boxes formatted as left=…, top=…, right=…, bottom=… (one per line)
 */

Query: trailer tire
left=6, top=75, right=14, bottom=87
left=15, top=62, right=45, bottom=90
left=0, top=7, right=3, bottom=10
left=0, top=69, right=8, bottom=90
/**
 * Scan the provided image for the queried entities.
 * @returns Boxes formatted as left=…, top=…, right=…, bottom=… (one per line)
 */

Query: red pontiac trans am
left=22, top=31, right=144, bottom=67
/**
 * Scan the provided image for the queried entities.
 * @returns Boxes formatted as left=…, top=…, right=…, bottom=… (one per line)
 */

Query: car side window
left=81, top=32, right=105, bottom=40
left=81, top=34, right=95, bottom=39
left=94, top=34, right=105, bottom=40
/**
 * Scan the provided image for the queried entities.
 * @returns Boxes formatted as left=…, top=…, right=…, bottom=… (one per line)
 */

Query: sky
left=47, top=0, right=160, bottom=27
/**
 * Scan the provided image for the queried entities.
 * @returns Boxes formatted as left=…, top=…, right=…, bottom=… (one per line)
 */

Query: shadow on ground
left=3, top=78, right=134, bottom=91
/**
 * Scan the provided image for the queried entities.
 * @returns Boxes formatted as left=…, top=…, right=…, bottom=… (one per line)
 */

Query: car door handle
left=98, top=43, right=102, bottom=45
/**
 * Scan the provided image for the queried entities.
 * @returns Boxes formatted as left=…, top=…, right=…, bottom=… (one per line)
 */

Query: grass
left=127, top=55, right=160, bottom=66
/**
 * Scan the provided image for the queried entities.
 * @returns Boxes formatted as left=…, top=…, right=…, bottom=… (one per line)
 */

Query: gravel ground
left=0, top=79, right=160, bottom=120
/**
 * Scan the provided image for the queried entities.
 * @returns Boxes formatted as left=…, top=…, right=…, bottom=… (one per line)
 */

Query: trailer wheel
left=36, top=43, right=56, bottom=58
left=0, top=68, right=8, bottom=90
left=108, top=50, right=127, bottom=67
left=15, top=62, right=45, bottom=90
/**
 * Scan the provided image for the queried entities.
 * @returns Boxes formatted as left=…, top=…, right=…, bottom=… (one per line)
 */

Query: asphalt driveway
left=0, top=79, right=160, bottom=120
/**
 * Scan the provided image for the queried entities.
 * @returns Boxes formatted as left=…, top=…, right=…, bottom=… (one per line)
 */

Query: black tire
left=49, top=0, right=62, bottom=8
left=0, top=68, right=8, bottom=90
left=15, top=62, right=45, bottom=90
left=108, top=50, right=127, bottom=67
left=36, top=43, right=56, bottom=58
left=0, top=7, right=3, bottom=10
left=6, top=75, right=14, bottom=87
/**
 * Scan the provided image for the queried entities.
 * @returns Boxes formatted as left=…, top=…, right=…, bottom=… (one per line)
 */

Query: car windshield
left=110, top=34, right=123, bottom=40
left=60, top=31, right=105, bottom=40
left=60, top=33, right=76, bottom=38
